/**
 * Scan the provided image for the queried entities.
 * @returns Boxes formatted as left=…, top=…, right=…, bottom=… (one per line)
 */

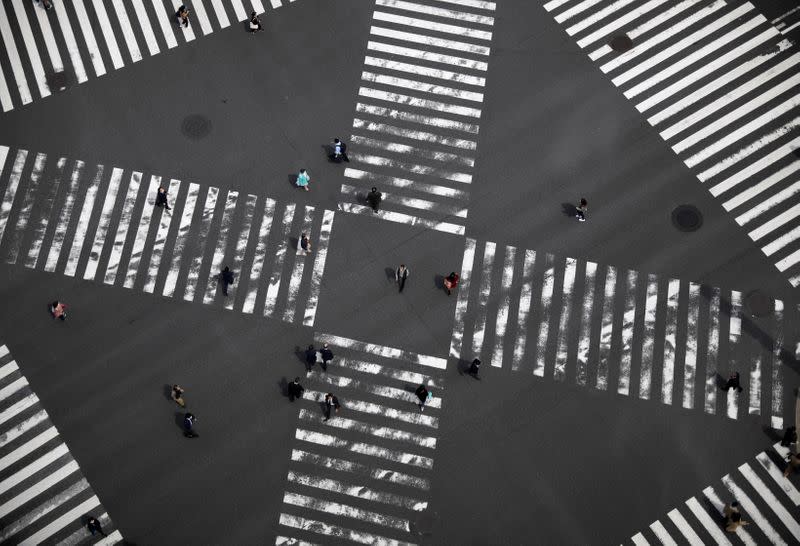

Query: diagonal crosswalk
left=450, top=237, right=791, bottom=428
left=338, top=0, right=496, bottom=235
left=0, top=343, right=122, bottom=544
left=629, top=441, right=800, bottom=545
left=0, top=144, right=334, bottom=326
left=0, top=0, right=297, bottom=113
left=542, top=0, right=800, bottom=286
left=275, top=333, right=446, bottom=546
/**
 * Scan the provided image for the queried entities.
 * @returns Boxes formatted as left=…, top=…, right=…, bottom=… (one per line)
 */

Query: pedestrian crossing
left=629, top=441, right=800, bottom=545
left=337, top=0, right=496, bottom=235
left=275, top=333, right=447, bottom=546
left=771, top=5, right=800, bottom=38
left=0, top=0, right=296, bottom=113
left=542, top=0, right=800, bottom=287
left=0, top=343, right=122, bottom=544
left=450, top=237, right=791, bottom=428
left=0, top=145, right=334, bottom=326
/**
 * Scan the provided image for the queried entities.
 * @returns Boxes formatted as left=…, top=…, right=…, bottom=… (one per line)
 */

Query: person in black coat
left=415, top=384, right=430, bottom=412
left=469, top=358, right=481, bottom=378
left=396, top=264, right=409, bottom=293
left=155, top=186, right=171, bottom=210
left=724, top=371, right=743, bottom=393
left=288, top=377, right=305, bottom=402
left=366, top=187, right=382, bottom=213
left=220, top=266, right=235, bottom=296
left=319, top=343, right=334, bottom=371
left=324, top=393, right=340, bottom=421
left=183, top=413, right=197, bottom=438
left=305, top=344, right=319, bottom=371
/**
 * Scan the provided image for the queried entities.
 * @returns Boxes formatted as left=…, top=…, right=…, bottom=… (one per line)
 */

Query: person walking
left=324, top=392, right=340, bottom=421
left=288, top=377, right=305, bottom=402
left=87, top=516, right=107, bottom=537
left=296, top=169, right=311, bottom=191
left=723, top=502, right=749, bottom=532
left=220, top=266, right=235, bottom=296
left=415, top=384, right=431, bottom=412
left=575, top=198, right=587, bottom=222
left=784, top=452, right=800, bottom=477
left=176, top=5, right=190, bottom=27
left=330, top=139, right=349, bottom=162
left=469, top=358, right=481, bottom=378
left=395, top=264, right=409, bottom=293
left=443, top=272, right=460, bottom=295
left=782, top=426, right=797, bottom=447
left=183, top=412, right=198, bottom=438
left=249, top=11, right=264, bottom=32
left=171, top=385, right=186, bottom=407
left=155, top=186, right=171, bottom=210
left=35, top=0, right=54, bottom=11
left=300, top=233, right=312, bottom=254
left=319, top=343, right=334, bottom=371
left=366, top=187, right=382, bottom=213
left=724, top=371, right=743, bottom=393
left=50, top=301, right=67, bottom=320
left=305, top=344, right=319, bottom=371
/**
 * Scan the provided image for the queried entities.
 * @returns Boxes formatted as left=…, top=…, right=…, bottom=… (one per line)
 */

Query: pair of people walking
left=170, top=384, right=198, bottom=438
left=305, top=343, right=334, bottom=371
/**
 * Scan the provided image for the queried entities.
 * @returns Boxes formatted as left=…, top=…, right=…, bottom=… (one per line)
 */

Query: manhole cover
left=180, top=114, right=212, bottom=140
left=671, top=205, right=703, bottom=232
left=745, top=290, right=774, bottom=317
left=609, top=34, right=633, bottom=52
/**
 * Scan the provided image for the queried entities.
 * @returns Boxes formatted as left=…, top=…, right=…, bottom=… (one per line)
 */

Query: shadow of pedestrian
left=434, top=274, right=444, bottom=291
left=561, top=202, right=577, bottom=217
left=278, top=377, right=288, bottom=398
left=356, top=192, right=369, bottom=206
left=294, top=346, right=306, bottom=365
left=289, top=236, right=299, bottom=250
left=384, top=267, right=395, bottom=282
left=714, top=373, right=727, bottom=390
left=174, top=411, right=186, bottom=433
left=763, top=424, right=782, bottom=442
left=699, top=496, right=725, bottom=524
left=163, top=384, right=174, bottom=402
left=288, top=173, right=298, bottom=188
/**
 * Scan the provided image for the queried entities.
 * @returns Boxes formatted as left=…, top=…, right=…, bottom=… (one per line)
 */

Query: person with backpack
left=366, top=187, right=382, bottom=214
left=469, top=358, right=481, bottom=378
left=220, top=266, right=235, bottom=296
left=288, top=377, right=305, bottom=402
left=415, top=384, right=431, bottom=412
left=319, top=343, right=334, bottom=371
left=330, top=138, right=349, bottom=162
left=323, top=393, right=340, bottom=421
left=183, top=413, right=198, bottom=438
left=249, top=11, right=264, bottom=33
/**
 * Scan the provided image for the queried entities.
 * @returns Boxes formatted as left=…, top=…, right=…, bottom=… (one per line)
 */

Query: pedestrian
left=781, top=426, right=797, bottom=447
left=288, top=377, right=305, bottom=402
left=366, top=187, right=382, bottom=214
left=305, top=344, right=319, bottom=371
left=395, top=264, right=409, bottom=293
left=171, top=384, right=186, bottom=407
left=35, top=0, right=54, bottom=10
left=469, top=358, right=481, bottom=378
left=176, top=5, right=190, bottom=27
left=155, top=186, right=171, bottom=210
left=249, top=11, right=264, bottom=33
left=183, top=412, right=198, bottom=438
left=86, top=516, right=107, bottom=537
left=296, top=169, right=310, bottom=191
left=220, top=266, right=235, bottom=296
left=784, top=452, right=800, bottom=477
left=443, top=272, right=460, bottom=295
left=575, top=198, right=587, bottom=222
left=330, top=138, right=350, bottom=162
left=50, top=300, right=67, bottom=320
left=300, top=233, right=312, bottom=254
left=323, top=392, right=340, bottom=421
left=723, top=502, right=749, bottom=532
left=319, top=343, right=333, bottom=371
left=415, top=384, right=431, bottom=412
left=723, top=371, right=742, bottom=393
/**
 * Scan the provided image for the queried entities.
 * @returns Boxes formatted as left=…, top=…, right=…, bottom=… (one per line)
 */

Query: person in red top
left=50, top=301, right=67, bottom=320
left=443, top=272, right=460, bottom=296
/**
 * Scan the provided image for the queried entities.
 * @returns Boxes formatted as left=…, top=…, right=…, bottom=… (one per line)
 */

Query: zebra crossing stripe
left=171, top=0, right=196, bottom=41
left=130, top=0, right=160, bottom=56
left=251, top=0, right=267, bottom=16
left=243, top=198, right=276, bottom=314
left=303, top=209, right=334, bottom=327
left=64, top=164, right=103, bottom=277
left=0, top=426, right=58, bottom=470
left=682, top=283, right=701, bottom=409
left=471, top=241, right=496, bottom=358
left=104, top=172, right=143, bottom=285
left=306, top=371, right=442, bottom=410
left=0, top=443, right=69, bottom=496
left=449, top=237, right=477, bottom=360
left=511, top=250, right=537, bottom=371
left=210, top=0, right=232, bottom=28
left=113, top=1, right=143, bottom=62
left=0, top=375, right=28, bottom=402
left=0, top=359, right=17, bottom=380
left=53, top=0, right=90, bottom=83
left=364, top=56, right=486, bottom=87
left=203, top=190, right=239, bottom=304
left=291, top=448, right=430, bottom=490
left=0, top=1, right=32, bottom=104
left=297, top=410, right=437, bottom=452
left=702, top=486, right=752, bottom=545
left=349, top=133, right=476, bottom=165
left=358, top=74, right=483, bottom=103
left=190, top=0, right=215, bottom=35
left=491, top=246, right=516, bottom=368
left=7, top=152, right=46, bottom=265
left=0, top=393, right=37, bottom=428
left=44, top=160, right=83, bottom=272
left=284, top=205, right=315, bottom=322
left=20, top=495, right=102, bottom=546
left=722, top=474, right=786, bottom=545
left=25, top=157, right=65, bottom=268
left=638, top=275, right=658, bottom=400
left=755, top=451, right=800, bottom=506
left=554, top=257, right=577, bottom=380
left=0, top=149, right=28, bottom=248
left=352, top=119, right=477, bottom=150
left=3, top=480, right=91, bottom=542
left=662, top=279, right=680, bottom=405
left=372, top=11, right=492, bottom=41
left=278, top=513, right=414, bottom=546
left=275, top=535, right=319, bottom=546
left=304, top=389, right=438, bottom=428
left=376, top=0, right=494, bottom=25
left=535, top=254, right=556, bottom=378
left=264, top=203, right=296, bottom=317
left=336, top=357, right=443, bottom=389
left=11, top=0, right=49, bottom=99
left=315, top=335, right=447, bottom=371
left=576, top=0, right=666, bottom=48
left=0, top=460, right=80, bottom=519
left=0, top=63, right=11, bottom=112
left=366, top=41, right=488, bottom=71
left=124, top=175, right=160, bottom=289
left=72, top=0, right=107, bottom=76
left=286, top=471, right=427, bottom=511
left=345, top=167, right=469, bottom=199
left=631, top=532, right=649, bottom=546
left=84, top=167, right=124, bottom=281
left=150, top=0, right=179, bottom=49
left=225, top=194, right=258, bottom=310
left=160, top=181, right=194, bottom=296
left=183, top=186, right=219, bottom=301
left=90, top=0, right=125, bottom=69
left=666, top=508, right=704, bottom=546
left=649, top=520, right=677, bottom=546
left=283, top=491, right=410, bottom=532
left=704, top=288, right=721, bottom=415
left=770, top=301, right=784, bottom=430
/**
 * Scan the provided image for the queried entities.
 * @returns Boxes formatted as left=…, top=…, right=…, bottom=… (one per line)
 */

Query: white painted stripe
left=638, top=275, right=658, bottom=400
left=376, top=0, right=494, bottom=25
left=336, top=357, right=442, bottom=389
left=191, top=0, right=214, bottom=35
left=491, top=246, right=516, bottom=368
left=303, top=209, right=334, bottom=327
left=353, top=119, right=477, bottom=149
left=372, top=11, right=492, bottom=41
left=270, top=0, right=283, bottom=7
left=595, top=265, right=616, bottom=389
left=576, top=0, right=666, bottom=49
left=159, top=181, right=195, bottom=296
left=113, top=1, right=143, bottom=62
left=632, top=532, right=649, bottom=546
left=224, top=194, right=258, bottom=310
left=0, top=393, right=37, bottom=427
left=210, top=0, right=232, bottom=28
left=728, top=292, right=742, bottom=416
left=566, top=0, right=638, bottom=37
left=511, top=250, right=537, bottom=371
left=291, top=448, right=429, bottom=490
left=275, top=535, right=318, bottom=546
left=783, top=20, right=800, bottom=33
left=649, top=520, right=677, bottom=546
left=728, top=166, right=800, bottom=220
left=89, top=529, right=123, bottom=546
left=662, top=280, right=680, bottom=405
left=748, top=352, right=761, bottom=417
left=667, top=508, right=704, bottom=546
left=1, top=479, right=90, bottom=542
left=283, top=491, right=410, bottom=531
left=307, top=371, right=442, bottom=410
left=264, top=203, right=296, bottom=317
left=230, top=0, right=249, bottom=22
left=124, top=175, right=160, bottom=289
left=702, top=487, right=752, bottom=545
left=0, top=426, right=58, bottom=470
left=0, top=149, right=27, bottom=247
left=471, top=241, right=496, bottom=358
left=129, top=0, right=160, bottom=55
left=203, top=190, right=239, bottom=304
left=298, top=409, right=437, bottom=450
left=618, top=270, right=637, bottom=396
left=0, top=359, right=17, bottom=380
left=762, top=224, right=800, bottom=258
left=18, top=493, right=101, bottom=546
left=183, top=186, right=219, bottom=301
left=709, top=136, right=800, bottom=197
left=0, top=343, right=8, bottom=358
left=0, top=376, right=28, bottom=402
left=25, top=157, right=66, bottom=268
left=44, top=160, right=84, bottom=272
left=358, top=87, right=482, bottom=120
left=554, top=0, right=602, bottom=24
left=773, top=5, right=800, bottom=23
left=11, top=0, right=50, bottom=98
left=341, top=184, right=468, bottom=217
left=756, top=451, right=800, bottom=506
left=151, top=0, right=178, bottom=49
left=361, top=72, right=483, bottom=102
left=287, top=471, right=427, bottom=511
left=686, top=495, right=733, bottom=546
left=534, top=255, right=557, bottom=378
left=683, top=283, right=701, bottom=409
left=90, top=0, right=125, bottom=69
left=704, top=288, right=720, bottom=415
left=0, top=2, right=31, bottom=104
left=315, top=333, right=447, bottom=369
left=449, top=237, right=477, bottom=359
left=84, top=167, right=124, bottom=280
left=543, top=0, right=571, bottom=11
left=56, top=511, right=112, bottom=546
left=647, top=44, right=794, bottom=126
left=749, top=204, right=800, bottom=241
left=304, top=390, right=438, bottom=428
left=278, top=513, right=415, bottom=546
left=365, top=56, right=486, bottom=86
left=0, top=408, right=47, bottom=448
left=64, top=165, right=104, bottom=277
left=0, top=459, right=79, bottom=518
left=771, top=301, right=784, bottom=429
left=721, top=473, right=787, bottom=545
left=356, top=103, right=479, bottom=135
left=251, top=0, right=266, bottom=15
left=345, top=168, right=470, bottom=200
left=52, top=0, right=89, bottom=82
left=370, top=26, right=490, bottom=55
left=284, top=205, right=315, bottom=322
left=555, top=257, right=578, bottom=379
left=339, top=202, right=465, bottom=235
left=0, top=443, right=69, bottom=495
left=104, top=171, right=140, bottom=284
left=172, top=0, right=196, bottom=41
left=7, top=152, right=46, bottom=264
left=72, top=0, right=106, bottom=76
left=0, top=63, right=11, bottom=112
left=368, top=41, right=487, bottom=71
left=435, top=0, right=495, bottom=9
left=242, top=198, right=276, bottom=314
left=32, top=1, right=64, bottom=78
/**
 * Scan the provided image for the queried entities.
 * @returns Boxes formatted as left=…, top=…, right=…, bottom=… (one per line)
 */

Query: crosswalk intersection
left=0, top=343, right=122, bottom=544
left=0, top=145, right=334, bottom=326
left=0, top=0, right=297, bottom=113
left=338, top=0, right=496, bottom=235
left=275, top=333, right=446, bottom=546
left=543, top=0, right=800, bottom=286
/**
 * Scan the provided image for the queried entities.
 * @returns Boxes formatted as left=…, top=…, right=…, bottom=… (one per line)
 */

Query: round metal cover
left=745, top=290, right=774, bottom=317
left=181, top=114, right=212, bottom=140
left=610, top=34, right=633, bottom=52
left=671, top=205, right=703, bottom=232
